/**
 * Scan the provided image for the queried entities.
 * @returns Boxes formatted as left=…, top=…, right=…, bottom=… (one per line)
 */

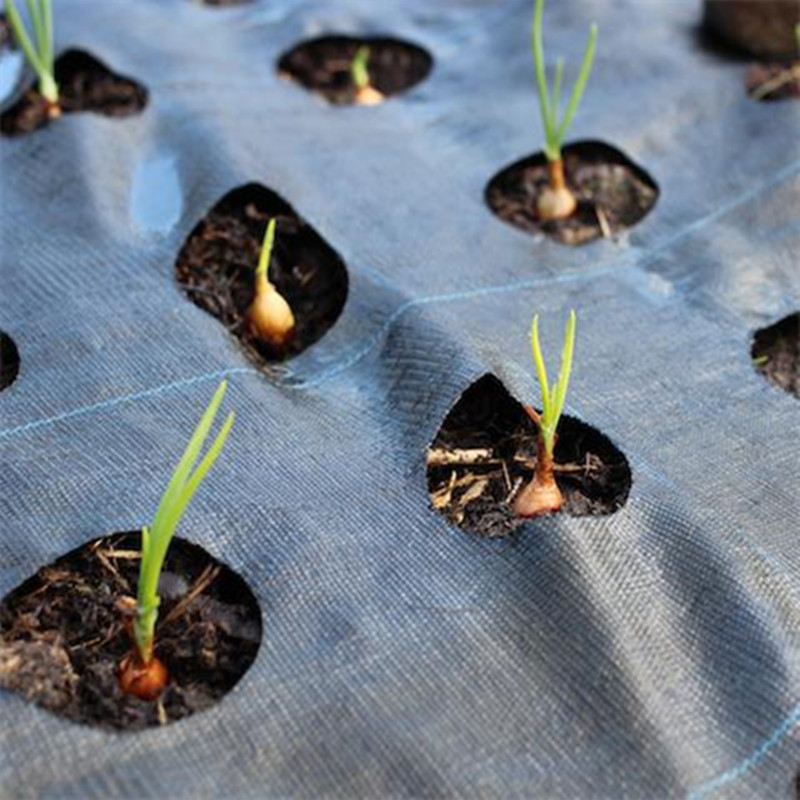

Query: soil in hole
left=752, top=312, right=799, bottom=398
left=0, top=533, right=262, bottom=730
left=0, top=330, right=19, bottom=391
left=427, top=375, right=632, bottom=538
left=175, top=183, right=348, bottom=364
left=747, top=60, right=800, bottom=100
left=703, top=0, right=800, bottom=60
left=485, top=141, right=659, bottom=247
left=0, top=49, right=148, bottom=137
left=277, top=35, right=433, bottom=105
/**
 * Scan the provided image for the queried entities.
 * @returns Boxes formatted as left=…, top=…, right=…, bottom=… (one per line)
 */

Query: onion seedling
left=513, top=310, right=576, bottom=517
left=4, top=0, right=59, bottom=116
left=119, top=381, right=235, bottom=701
left=351, top=45, right=384, bottom=106
left=246, top=218, right=296, bottom=350
left=532, top=0, right=597, bottom=221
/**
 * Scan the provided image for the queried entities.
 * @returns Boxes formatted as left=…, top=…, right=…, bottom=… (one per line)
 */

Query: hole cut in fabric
left=0, top=49, right=148, bottom=136
left=0, top=330, right=19, bottom=391
left=752, top=312, right=800, bottom=398
left=277, top=35, right=433, bottom=106
left=427, top=375, right=632, bottom=538
left=0, top=532, right=262, bottom=730
left=485, top=141, right=659, bottom=247
left=175, top=183, right=349, bottom=365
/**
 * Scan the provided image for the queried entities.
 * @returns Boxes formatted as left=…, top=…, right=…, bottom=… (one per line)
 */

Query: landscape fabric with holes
left=1, top=0, right=800, bottom=797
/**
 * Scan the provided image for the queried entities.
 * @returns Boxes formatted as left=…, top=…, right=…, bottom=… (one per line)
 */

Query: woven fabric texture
left=1, top=0, right=799, bottom=797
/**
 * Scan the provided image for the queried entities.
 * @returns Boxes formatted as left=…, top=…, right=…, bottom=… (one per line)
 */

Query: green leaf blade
left=528, top=310, right=578, bottom=459
left=257, top=219, right=276, bottom=279
left=134, top=381, right=234, bottom=661
left=556, top=23, right=597, bottom=144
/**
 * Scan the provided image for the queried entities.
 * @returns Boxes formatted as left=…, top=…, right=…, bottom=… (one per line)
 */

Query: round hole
left=485, top=140, right=659, bottom=247
left=277, top=35, right=433, bottom=106
left=427, top=375, right=632, bottom=538
left=752, top=312, right=799, bottom=398
left=0, top=532, right=263, bottom=730
left=176, top=183, right=349, bottom=366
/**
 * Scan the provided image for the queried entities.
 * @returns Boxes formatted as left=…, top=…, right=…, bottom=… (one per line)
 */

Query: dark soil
left=703, top=0, right=800, bottom=59
left=0, top=532, right=262, bottom=730
left=0, top=49, right=148, bottom=137
left=0, top=331, right=19, bottom=391
left=485, top=141, right=659, bottom=247
left=427, top=375, right=632, bottom=538
left=752, top=312, right=799, bottom=398
left=277, top=35, right=433, bottom=105
left=175, top=183, right=348, bottom=364
left=747, top=61, right=800, bottom=101
left=0, top=15, right=11, bottom=49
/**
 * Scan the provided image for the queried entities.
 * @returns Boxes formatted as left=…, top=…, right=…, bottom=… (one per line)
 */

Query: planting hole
left=175, top=183, right=348, bottom=364
left=277, top=35, right=433, bottom=106
left=485, top=141, right=659, bottom=247
left=0, top=49, right=148, bottom=137
left=0, top=330, right=19, bottom=390
left=427, top=375, right=632, bottom=538
left=0, top=532, right=262, bottom=730
left=752, top=312, right=800, bottom=398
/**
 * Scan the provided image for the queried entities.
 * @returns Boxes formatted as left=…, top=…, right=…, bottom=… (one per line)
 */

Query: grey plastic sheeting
left=0, top=0, right=799, bottom=797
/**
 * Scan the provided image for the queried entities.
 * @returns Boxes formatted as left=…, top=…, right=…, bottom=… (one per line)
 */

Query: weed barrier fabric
left=0, top=0, right=799, bottom=796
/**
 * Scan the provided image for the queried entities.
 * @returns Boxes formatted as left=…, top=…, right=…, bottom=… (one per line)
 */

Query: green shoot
left=351, top=45, right=371, bottom=91
left=133, top=380, right=235, bottom=664
left=796, top=24, right=800, bottom=55
left=4, top=0, right=58, bottom=105
left=530, top=309, right=576, bottom=459
left=532, top=0, right=597, bottom=163
left=256, top=218, right=276, bottom=281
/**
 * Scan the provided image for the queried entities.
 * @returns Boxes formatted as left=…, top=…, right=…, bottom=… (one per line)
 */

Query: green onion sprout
left=247, top=218, right=296, bottom=349
left=351, top=45, right=371, bottom=91
left=350, top=44, right=384, bottom=105
left=513, top=310, right=577, bottom=517
left=532, top=0, right=597, bottom=220
left=4, top=0, right=59, bottom=111
left=120, top=380, right=234, bottom=700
